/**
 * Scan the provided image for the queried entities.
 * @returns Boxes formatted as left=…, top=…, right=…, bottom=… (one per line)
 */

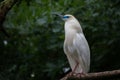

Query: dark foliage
left=0, top=0, right=120, bottom=80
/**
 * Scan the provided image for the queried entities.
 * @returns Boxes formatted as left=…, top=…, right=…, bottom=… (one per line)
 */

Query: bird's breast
left=64, top=29, right=77, bottom=54
left=65, top=29, right=76, bottom=45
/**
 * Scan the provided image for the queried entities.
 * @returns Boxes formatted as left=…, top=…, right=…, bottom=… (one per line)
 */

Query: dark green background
left=0, top=0, right=120, bottom=80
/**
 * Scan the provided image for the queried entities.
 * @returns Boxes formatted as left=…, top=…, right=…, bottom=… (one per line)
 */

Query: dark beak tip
left=52, top=13, right=63, bottom=17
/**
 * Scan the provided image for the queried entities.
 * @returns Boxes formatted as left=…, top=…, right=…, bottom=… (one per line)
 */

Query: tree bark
left=61, top=69, right=120, bottom=80
left=0, top=0, right=17, bottom=37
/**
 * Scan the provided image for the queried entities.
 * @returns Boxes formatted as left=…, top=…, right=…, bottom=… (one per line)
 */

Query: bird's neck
left=64, top=21, right=83, bottom=35
left=64, top=20, right=83, bottom=44
left=64, top=25, right=79, bottom=44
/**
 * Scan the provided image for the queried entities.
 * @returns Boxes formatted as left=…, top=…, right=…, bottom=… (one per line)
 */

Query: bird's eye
left=63, top=16, right=69, bottom=19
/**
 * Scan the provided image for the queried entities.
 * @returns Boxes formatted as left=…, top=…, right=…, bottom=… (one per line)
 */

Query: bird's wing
left=73, top=33, right=90, bottom=72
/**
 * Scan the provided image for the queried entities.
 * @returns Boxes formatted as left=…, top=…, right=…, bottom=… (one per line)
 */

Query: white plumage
left=63, top=14, right=90, bottom=73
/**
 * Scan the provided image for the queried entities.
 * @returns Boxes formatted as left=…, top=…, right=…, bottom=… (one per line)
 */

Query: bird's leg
left=68, top=62, right=79, bottom=76
left=72, top=62, right=85, bottom=77
left=72, top=62, right=79, bottom=75
left=64, top=62, right=81, bottom=80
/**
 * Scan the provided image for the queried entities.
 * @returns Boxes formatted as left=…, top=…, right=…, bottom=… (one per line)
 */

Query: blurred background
left=0, top=0, right=120, bottom=80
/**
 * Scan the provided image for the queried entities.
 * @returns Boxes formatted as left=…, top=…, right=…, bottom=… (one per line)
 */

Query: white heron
left=61, top=14, right=90, bottom=75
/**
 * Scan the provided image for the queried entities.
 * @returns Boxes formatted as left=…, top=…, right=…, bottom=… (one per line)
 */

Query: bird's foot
left=60, top=72, right=86, bottom=80
left=74, top=72, right=86, bottom=78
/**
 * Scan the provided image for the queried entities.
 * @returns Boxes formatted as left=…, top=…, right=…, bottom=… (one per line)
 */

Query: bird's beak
left=55, top=14, right=63, bottom=18
left=52, top=13, right=63, bottom=18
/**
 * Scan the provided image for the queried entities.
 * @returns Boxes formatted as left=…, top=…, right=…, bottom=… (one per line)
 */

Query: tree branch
left=61, top=70, right=120, bottom=80
left=0, top=0, right=17, bottom=37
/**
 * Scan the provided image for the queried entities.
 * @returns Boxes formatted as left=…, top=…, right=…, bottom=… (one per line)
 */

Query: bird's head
left=54, top=13, right=82, bottom=32
left=53, top=13, right=75, bottom=22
